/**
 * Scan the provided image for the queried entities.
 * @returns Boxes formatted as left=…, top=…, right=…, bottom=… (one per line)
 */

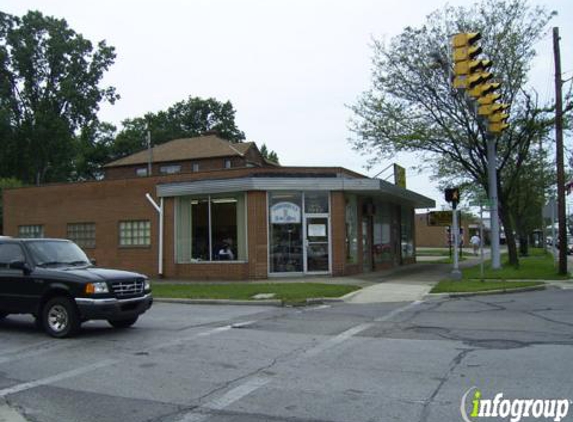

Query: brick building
left=415, top=212, right=483, bottom=248
left=3, top=135, right=435, bottom=280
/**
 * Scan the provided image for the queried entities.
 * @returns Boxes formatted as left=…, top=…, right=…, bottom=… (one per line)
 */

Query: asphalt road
left=1, top=288, right=573, bottom=422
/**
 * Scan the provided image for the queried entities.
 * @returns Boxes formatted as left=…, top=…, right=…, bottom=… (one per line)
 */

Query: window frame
left=118, top=220, right=151, bottom=248
left=67, top=222, right=96, bottom=249
left=18, top=225, right=44, bottom=239
left=159, top=164, right=182, bottom=175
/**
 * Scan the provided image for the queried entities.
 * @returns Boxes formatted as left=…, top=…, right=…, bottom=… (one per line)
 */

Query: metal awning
left=156, top=177, right=435, bottom=208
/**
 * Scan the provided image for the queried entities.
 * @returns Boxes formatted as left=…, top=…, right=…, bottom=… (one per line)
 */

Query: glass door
left=305, top=216, right=330, bottom=273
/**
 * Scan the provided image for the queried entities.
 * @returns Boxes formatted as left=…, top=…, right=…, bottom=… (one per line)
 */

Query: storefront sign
left=271, top=202, right=301, bottom=224
left=308, top=224, right=326, bottom=237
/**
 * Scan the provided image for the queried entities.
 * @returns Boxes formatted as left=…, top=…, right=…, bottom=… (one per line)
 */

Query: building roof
left=104, top=135, right=255, bottom=168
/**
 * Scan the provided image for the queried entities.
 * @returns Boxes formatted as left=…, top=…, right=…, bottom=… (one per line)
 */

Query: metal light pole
left=451, top=207, right=462, bottom=280
left=486, top=134, right=501, bottom=269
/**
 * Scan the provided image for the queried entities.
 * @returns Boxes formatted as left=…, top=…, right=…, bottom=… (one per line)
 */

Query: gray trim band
left=156, top=177, right=435, bottom=208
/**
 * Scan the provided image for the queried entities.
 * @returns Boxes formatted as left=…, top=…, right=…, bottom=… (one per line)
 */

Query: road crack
left=419, top=348, right=475, bottom=422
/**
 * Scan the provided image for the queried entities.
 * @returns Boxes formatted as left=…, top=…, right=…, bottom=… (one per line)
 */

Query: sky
left=2, top=0, right=572, bottom=210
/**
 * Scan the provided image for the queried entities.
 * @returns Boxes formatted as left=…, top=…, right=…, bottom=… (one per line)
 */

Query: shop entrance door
left=305, top=215, right=330, bottom=273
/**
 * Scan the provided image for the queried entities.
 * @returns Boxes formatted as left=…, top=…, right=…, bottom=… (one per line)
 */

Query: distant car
left=0, top=238, right=152, bottom=337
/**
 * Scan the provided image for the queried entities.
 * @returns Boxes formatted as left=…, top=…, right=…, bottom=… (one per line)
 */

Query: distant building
left=415, top=212, right=485, bottom=248
left=4, top=135, right=434, bottom=279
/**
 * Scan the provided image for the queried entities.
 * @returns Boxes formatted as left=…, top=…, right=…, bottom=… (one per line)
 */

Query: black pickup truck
left=0, top=238, right=152, bottom=337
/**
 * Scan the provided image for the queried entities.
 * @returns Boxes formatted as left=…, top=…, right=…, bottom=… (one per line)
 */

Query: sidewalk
left=152, top=259, right=478, bottom=304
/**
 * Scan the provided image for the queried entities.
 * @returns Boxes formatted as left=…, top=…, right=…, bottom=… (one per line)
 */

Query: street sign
left=427, top=211, right=453, bottom=226
left=469, top=199, right=494, bottom=207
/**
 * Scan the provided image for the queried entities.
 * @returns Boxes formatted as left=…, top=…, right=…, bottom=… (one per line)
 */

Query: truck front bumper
left=75, top=293, right=153, bottom=320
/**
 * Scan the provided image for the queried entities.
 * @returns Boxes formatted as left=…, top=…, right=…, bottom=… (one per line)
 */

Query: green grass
left=431, top=280, right=544, bottom=294
left=461, top=248, right=568, bottom=280
left=151, top=283, right=360, bottom=304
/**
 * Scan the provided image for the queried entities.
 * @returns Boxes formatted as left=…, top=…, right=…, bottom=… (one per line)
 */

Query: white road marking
left=303, top=300, right=423, bottom=358
left=374, top=300, right=422, bottom=322
left=178, top=377, right=271, bottom=422
left=0, top=359, right=117, bottom=397
left=172, top=303, right=423, bottom=421
left=302, top=323, right=375, bottom=358
left=146, top=321, right=258, bottom=352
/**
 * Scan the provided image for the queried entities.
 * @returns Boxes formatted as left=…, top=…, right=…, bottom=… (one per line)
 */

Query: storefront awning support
left=146, top=193, right=164, bottom=277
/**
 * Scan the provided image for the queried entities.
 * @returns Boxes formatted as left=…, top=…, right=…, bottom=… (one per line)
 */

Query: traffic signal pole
left=487, top=134, right=501, bottom=269
left=451, top=207, right=462, bottom=280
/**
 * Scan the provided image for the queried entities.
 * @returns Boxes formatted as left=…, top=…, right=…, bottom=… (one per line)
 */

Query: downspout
left=145, top=193, right=164, bottom=277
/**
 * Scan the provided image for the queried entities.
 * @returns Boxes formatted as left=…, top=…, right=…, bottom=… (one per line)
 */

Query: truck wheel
left=108, top=316, right=138, bottom=328
left=42, top=297, right=81, bottom=338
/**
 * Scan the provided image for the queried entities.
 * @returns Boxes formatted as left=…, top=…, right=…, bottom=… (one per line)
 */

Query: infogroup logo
left=461, top=387, right=571, bottom=422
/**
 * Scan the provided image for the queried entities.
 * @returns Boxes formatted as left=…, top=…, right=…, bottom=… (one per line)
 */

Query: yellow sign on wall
left=394, top=164, right=406, bottom=188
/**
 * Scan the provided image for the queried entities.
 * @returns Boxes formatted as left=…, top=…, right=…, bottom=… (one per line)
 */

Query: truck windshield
left=26, top=240, right=90, bottom=267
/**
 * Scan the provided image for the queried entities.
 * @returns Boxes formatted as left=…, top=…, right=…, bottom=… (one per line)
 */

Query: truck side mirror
left=90, top=258, right=97, bottom=266
left=9, top=260, right=32, bottom=275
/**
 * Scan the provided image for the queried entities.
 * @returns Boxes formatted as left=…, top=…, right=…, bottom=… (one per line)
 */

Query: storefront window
left=401, top=207, right=414, bottom=259
left=304, top=192, right=329, bottom=214
left=269, top=192, right=303, bottom=273
left=345, top=195, right=358, bottom=263
left=374, top=202, right=392, bottom=262
left=175, top=195, right=246, bottom=262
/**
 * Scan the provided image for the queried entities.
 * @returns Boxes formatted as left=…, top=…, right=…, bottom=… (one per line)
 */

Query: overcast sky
left=2, top=0, right=572, bottom=210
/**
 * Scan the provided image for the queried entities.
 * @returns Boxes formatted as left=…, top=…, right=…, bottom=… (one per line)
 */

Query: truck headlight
left=85, top=282, right=109, bottom=294
left=144, top=279, right=151, bottom=291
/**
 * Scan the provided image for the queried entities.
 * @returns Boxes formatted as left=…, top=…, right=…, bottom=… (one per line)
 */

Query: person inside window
left=218, top=242, right=234, bottom=260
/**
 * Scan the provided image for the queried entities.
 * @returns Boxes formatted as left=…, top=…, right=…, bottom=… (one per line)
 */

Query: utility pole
left=553, top=27, right=567, bottom=275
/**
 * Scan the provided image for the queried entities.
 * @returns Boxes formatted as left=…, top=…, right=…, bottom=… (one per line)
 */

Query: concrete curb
left=425, top=284, right=547, bottom=299
left=155, top=298, right=283, bottom=306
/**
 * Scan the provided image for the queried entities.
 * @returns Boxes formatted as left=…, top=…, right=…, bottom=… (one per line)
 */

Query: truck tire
left=108, top=316, right=138, bottom=328
left=42, top=297, right=81, bottom=338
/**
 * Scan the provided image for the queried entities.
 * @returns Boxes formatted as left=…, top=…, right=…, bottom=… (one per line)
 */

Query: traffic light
left=478, top=102, right=510, bottom=116
left=468, top=81, right=500, bottom=99
left=452, top=32, right=483, bottom=90
left=488, top=109, right=510, bottom=133
left=445, top=187, right=460, bottom=209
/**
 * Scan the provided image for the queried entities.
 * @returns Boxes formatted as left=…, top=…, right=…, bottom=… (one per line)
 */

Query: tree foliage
left=112, top=96, right=246, bottom=159
left=349, top=0, right=566, bottom=266
left=260, top=143, right=279, bottom=164
left=0, top=10, right=118, bottom=185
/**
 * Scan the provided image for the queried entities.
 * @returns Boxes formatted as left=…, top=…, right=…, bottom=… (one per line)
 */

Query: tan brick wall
left=415, top=213, right=474, bottom=247
left=247, top=191, right=268, bottom=279
left=330, top=192, right=346, bottom=276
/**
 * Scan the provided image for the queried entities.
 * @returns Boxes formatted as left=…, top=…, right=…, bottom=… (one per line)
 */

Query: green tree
left=349, top=0, right=564, bottom=266
left=260, top=143, right=280, bottom=164
left=72, top=122, right=117, bottom=180
left=0, top=10, right=118, bottom=185
left=112, top=96, right=245, bottom=159
left=0, top=177, right=24, bottom=234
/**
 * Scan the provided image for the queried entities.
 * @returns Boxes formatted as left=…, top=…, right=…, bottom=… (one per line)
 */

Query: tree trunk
left=498, top=195, right=519, bottom=267
left=519, top=234, right=529, bottom=256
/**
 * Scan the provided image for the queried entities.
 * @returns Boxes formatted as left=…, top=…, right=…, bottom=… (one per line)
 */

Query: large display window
left=175, top=194, right=246, bottom=262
